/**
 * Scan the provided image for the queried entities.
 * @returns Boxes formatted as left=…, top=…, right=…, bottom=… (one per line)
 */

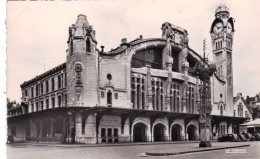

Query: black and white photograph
left=2, top=0, right=260, bottom=159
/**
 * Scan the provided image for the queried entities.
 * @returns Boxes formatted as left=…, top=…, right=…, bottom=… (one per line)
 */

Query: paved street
left=6, top=141, right=260, bottom=159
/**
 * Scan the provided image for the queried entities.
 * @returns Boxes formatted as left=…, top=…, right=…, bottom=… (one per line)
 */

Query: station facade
left=7, top=5, right=251, bottom=144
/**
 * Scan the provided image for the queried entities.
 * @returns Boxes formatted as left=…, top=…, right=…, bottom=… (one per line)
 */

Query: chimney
left=101, top=46, right=104, bottom=52
left=140, top=35, right=143, bottom=39
left=121, top=38, right=127, bottom=44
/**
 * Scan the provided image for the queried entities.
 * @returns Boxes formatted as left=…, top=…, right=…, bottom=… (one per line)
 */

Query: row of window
left=131, top=76, right=196, bottom=113
left=226, top=40, right=232, bottom=49
left=30, top=94, right=67, bottom=112
left=70, top=38, right=91, bottom=53
left=25, top=73, right=66, bottom=98
left=101, top=91, right=118, bottom=106
left=215, top=41, right=223, bottom=50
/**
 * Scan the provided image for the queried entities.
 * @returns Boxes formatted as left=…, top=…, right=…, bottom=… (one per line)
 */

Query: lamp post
left=193, top=57, right=216, bottom=147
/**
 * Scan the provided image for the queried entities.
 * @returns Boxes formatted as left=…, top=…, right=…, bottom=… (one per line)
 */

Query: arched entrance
left=187, top=125, right=197, bottom=141
left=133, top=123, right=147, bottom=142
left=153, top=124, right=166, bottom=142
left=171, top=124, right=182, bottom=141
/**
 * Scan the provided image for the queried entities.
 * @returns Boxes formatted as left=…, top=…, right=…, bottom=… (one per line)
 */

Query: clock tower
left=210, top=5, right=235, bottom=115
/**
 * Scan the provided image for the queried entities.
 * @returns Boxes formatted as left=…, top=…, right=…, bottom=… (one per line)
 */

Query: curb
left=11, top=141, right=201, bottom=148
left=145, top=144, right=250, bottom=156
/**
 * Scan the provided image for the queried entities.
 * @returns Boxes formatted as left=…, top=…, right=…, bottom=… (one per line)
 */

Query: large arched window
left=132, top=48, right=162, bottom=69
left=86, top=38, right=91, bottom=52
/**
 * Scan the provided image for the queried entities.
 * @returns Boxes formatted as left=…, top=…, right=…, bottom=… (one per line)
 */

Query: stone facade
left=7, top=6, right=250, bottom=144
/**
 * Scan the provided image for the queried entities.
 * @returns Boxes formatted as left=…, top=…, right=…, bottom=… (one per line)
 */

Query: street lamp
left=193, top=57, right=216, bottom=147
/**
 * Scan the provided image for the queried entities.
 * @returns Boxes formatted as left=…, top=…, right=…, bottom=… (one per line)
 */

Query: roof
left=20, top=62, right=66, bottom=88
left=240, top=118, right=260, bottom=126
left=234, top=94, right=253, bottom=114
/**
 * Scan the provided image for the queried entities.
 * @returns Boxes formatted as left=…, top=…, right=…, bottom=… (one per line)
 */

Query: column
left=146, top=65, right=153, bottom=110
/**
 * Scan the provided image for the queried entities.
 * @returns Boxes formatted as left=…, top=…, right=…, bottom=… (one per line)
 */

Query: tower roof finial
left=75, top=14, right=89, bottom=27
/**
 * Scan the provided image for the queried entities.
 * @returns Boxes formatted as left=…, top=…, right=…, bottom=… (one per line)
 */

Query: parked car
left=218, top=134, right=240, bottom=142
left=252, top=133, right=260, bottom=141
left=244, top=133, right=255, bottom=141
left=238, top=134, right=249, bottom=141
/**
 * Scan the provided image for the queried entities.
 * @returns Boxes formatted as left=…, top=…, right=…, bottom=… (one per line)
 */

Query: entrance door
left=187, top=125, right=196, bottom=140
left=133, top=123, right=147, bottom=142
left=171, top=125, right=181, bottom=141
left=154, top=124, right=165, bottom=142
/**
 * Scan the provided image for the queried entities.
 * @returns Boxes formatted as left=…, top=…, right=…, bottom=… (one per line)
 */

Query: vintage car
left=252, top=133, right=260, bottom=141
left=218, top=134, right=240, bottom=142
left=244, top=133, right=255, bottom=141
left=238, top=134, right=250, bottom=141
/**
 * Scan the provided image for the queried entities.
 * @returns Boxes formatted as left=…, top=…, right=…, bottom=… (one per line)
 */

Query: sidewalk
left=145, top=142, right=251, bottom=156
left=11, top=140, right=204, bottom=148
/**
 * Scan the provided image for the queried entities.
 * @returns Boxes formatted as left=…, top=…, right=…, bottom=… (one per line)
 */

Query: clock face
left=213, top=22, right=224, bottom=34
left=227, top=22, right=232, bottom=33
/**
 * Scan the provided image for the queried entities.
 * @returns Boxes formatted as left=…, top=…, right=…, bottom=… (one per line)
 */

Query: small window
left=41, top=101, right=43, bottom=110
left=101, top=91, right=105, bottom=98
left=52, top=97, right=55, bottom=108
left=107, top=74, right=112, bottom=81
left=65, top=73, right=67, bottom=86
left=52, top=78, right=55, bottom=91
left=58, top=76, right=62, bottom=89
left=46, top=99, right=49, bottom=109
left=46, top=81, right=49, bottom=93
left=107, top=90, right=112, bottom=105
left=31, top=103, right=34, bottom=112
left=86, top=38, right=91, bottom=52
left=36, top=85, right=39, bottom=96
left=36, top=102, right=39, bottom=111
left=25, top=90, right=28, bottom=97
left=40, top=83, right=43, bottom=95
left=58, top=96, right=62, bottom=107
left=115, top=93, right=118, bottom=99
left=31, top=87, right=34, bottom=98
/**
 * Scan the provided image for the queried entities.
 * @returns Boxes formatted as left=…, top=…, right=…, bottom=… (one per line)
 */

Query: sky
left=5, top=0, right=260, bottom=102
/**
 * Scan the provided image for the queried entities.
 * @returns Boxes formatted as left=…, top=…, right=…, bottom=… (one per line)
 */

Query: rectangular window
left=36, top=85, right=39, bottom=96
left=52, top=78, right=55, bottom=91
left=31, top=87, right=34, bottom=98
left=52, top=97, right=55, bottom=108
left=101, top=91, right=105, bottom=98
left=65, top=73, right=67, bottom=86
left=46, top=81, right=49, bottom=93
left=25, top=90, right=28, bottom=97
left=31, top=103, right=34, bottom=112
left=41, top=101, right=43, bottom=110
left=46, top=99, right=49, bottom=109
left=36, top=102, right=38, bottom=111
left=115, top=93, right=118, bottom=99
left=58, top=96, right=61, bottom=107
left=58, top=75, right=61, bottom=89
left=40, top=83, right=43, bottom=95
